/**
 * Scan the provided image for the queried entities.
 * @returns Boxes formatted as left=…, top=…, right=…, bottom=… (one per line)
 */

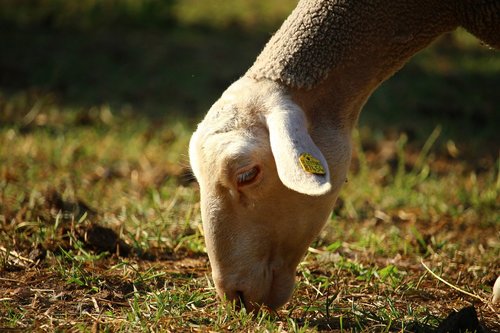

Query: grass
left=1, top=95, right=498, bottom=332
left=1, top=1, right=499, bottom=332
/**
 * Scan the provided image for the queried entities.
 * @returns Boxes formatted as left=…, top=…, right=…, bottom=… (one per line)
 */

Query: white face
left=189, top=78, right=351, bottom=310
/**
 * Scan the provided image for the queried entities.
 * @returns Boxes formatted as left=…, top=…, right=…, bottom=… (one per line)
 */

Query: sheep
left=189, top=0, right=500, bottom=311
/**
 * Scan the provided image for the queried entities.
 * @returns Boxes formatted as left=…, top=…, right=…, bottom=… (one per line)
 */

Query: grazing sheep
left=189, top=0, right=500, bottom=311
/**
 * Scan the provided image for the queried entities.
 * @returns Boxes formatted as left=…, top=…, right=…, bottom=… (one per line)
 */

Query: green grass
left=1, top=1, right=499, bottom=332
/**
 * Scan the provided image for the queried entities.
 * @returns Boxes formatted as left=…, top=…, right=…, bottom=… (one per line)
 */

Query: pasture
left=0, top=1, right=499, bottom=331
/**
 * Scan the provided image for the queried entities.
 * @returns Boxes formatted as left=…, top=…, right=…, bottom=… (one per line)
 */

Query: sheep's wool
left=248, top=0, right=500, bottom=89
left=247, top=0, right=355, bottom=89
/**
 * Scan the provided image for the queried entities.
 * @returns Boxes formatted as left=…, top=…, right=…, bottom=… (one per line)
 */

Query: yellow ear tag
left=299, top=153, right=326, bottom=175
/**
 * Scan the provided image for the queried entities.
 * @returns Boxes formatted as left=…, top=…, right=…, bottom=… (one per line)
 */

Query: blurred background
left=1, top=0, right=499, bottom=162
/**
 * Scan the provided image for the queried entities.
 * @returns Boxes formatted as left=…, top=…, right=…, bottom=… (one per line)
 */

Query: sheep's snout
left=221, top=288, right=257, bottom=312
left=212, top=274, right=261, bottom=311
left=215, top=284, right=248, bottom=310
left=213, top=266, right=296, bottom=312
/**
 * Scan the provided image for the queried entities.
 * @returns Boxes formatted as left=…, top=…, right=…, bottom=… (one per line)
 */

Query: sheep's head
left=189, top=77, right=350, bottom=311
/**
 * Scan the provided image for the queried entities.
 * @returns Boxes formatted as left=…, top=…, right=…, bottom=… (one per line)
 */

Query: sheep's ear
left=265, top=100, right=331, bottom=196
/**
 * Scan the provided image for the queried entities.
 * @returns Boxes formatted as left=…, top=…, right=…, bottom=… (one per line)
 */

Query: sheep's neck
left=248, top=0, right=463, bottom=129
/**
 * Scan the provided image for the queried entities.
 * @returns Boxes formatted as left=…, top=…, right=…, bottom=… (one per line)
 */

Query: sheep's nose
left=223, top=289, right=260, bottom=312
left=234, top=290, right=245, bottom=310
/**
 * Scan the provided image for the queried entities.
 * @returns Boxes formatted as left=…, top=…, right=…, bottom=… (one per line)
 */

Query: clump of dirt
left=79, top=224, right=131, bottom=256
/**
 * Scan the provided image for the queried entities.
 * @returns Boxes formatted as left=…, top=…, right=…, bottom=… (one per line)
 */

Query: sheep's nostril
left=235, top=290, right=245, bottom=310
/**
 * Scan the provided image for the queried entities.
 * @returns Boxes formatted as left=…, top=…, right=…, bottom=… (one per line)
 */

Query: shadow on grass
left=0, top=24, right=270, bottom=119
left=362, top=40, right=499, bottom=159
left=298, top=305, right=489, bottom=333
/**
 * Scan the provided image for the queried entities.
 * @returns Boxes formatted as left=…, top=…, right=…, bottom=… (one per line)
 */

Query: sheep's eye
left=236, top=166, right=260, bottom=186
